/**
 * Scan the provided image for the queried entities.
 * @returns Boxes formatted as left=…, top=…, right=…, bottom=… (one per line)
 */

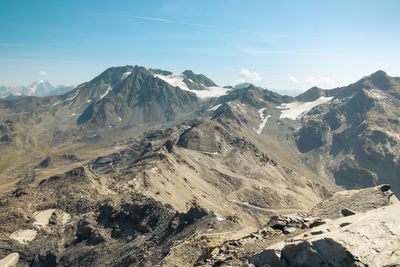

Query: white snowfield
left=121, top=71, right=132, bottom=80
left=154, top=73, right=231, bottom=98
left=255, top=108, right=271, bottom=135
left=51, top=90, right=80, bottom=107
left=100, top=86, right=112, bottom=99
left=208, top=104, right=222, bottom=111
left=277, top=96, right=333, bottom=120
left=65, top=90, right=79, bottom=102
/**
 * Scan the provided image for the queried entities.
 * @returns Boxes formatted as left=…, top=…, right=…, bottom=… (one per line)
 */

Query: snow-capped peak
left=154, top=73, right=231, bottom=99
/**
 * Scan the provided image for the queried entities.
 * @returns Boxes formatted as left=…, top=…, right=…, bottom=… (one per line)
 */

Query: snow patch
left=33, top=209, right=55, bottom=226
left=52, top=91, right=80, bottom=107
left=100, top=86, right=112, bottom=99
left=65, top=91, right=79, bottom=102
left=277, top=96, right=333, bottom=120
left=154, top=73, right=231, bottom=98
left=10, top=229, right=37, bottom=244
left=87, top=99, right=91, bottom=103
left=51, top=101, right=61, bottom=107
left=255, top=108, right=271, bottom=135
left=118, top=117, right=122, bottom=121
left=367, top=89, right=386, bottom=100
left=154, top=73, right=190, bottom=90
left=208, top=104, right=222, bottom=111
left=196, top=86, right=231, bottom=98
left=121, top=71, right=132, bottom=80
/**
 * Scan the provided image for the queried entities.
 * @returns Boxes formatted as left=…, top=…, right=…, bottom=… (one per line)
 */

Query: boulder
left=249, top=249, right=283, bottom=267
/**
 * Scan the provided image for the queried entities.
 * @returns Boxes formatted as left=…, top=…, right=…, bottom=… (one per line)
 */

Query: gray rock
left=249, top=249, right=283, bottom=267
left=312, top=238, right=363, bottom=266
left=266, top=215, right=288, bottom=231
left=341, top=208, right=356, bottom=217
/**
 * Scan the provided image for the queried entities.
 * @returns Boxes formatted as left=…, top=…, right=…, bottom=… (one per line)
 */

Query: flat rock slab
left=0, top=253, right=19, bottom=267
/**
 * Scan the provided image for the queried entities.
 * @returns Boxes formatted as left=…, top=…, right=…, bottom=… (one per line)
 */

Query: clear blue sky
left=1, top=0, right=399, bottom=94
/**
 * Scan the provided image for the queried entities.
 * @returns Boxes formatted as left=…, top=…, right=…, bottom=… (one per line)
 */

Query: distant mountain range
left=0, top=65, right=399, bottom=266
left=0, top=80, right=74, bottom=99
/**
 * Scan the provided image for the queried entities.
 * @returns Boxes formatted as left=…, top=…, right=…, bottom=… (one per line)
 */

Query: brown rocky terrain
left=1, top=67, right=400, bottom=266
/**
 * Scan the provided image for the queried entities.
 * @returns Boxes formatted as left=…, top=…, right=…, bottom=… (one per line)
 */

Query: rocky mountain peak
left=149, top=68, right=173, bottom=76
left=76, top=65, right=199, bottom=127
left=91, top=65, right=136, bottom=84
left=369, top=69, right=388, bottom=79
left=295, top=86, right=325, bottom=102
left=234, top=82, right=254, bottom=90
left=30, top=80, right=51, bottom=87
left=359, top=70, right=395, bottom=91
left=182, top=70, right=217, bottom=87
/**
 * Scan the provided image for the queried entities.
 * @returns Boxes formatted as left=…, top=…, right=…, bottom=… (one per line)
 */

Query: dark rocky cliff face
left=294, top=71, right=400, bottom=193
left=77, top=66, right=199, bottom=127
left=182, top=70, right=217, bottom=87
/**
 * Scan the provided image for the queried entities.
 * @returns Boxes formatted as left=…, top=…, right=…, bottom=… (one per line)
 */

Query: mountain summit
left=77, top=66, right=200, bottom=126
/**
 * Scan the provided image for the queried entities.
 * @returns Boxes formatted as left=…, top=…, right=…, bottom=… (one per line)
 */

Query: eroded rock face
left=249, top=249, right=283, bottom=267
left=261, top=202, right=400, bottom=267
left=310, top=184, right=397, bottom=219
left=249, top=239, right=363, bottom=267
left=201, top=185, right=399, bottom=267
left=0, top=166, right=212, bottom=266
left=265, top=215, right=325, bottom=234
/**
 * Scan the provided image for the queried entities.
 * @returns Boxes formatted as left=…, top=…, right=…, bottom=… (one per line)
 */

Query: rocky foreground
left=0, top=179, right=398, bottom=266
left=205, top=184, right=399, bottom=267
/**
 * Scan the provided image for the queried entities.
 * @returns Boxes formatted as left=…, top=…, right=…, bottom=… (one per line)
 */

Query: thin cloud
left=235, top=78, right=246, bottom=84
left=93, top=12, right=213, bottom=28
left=129, top=15, right=173, bottom=23
left=0, top=43, right=32, bottom=47
left=289, top=76, right=299, bottom=84
left=0, top=43, right=65, bottom=48
left=305, top=76, right=335, bottom=86
left=38, top=70, right=47, bottom=77
left=240, top=68, right=263, bottom=82
left=129, top=15, right=214, bottom=28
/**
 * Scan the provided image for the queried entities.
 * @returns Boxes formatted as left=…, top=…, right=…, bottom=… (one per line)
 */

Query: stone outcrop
left=253, top=202, right=400, bottom=266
